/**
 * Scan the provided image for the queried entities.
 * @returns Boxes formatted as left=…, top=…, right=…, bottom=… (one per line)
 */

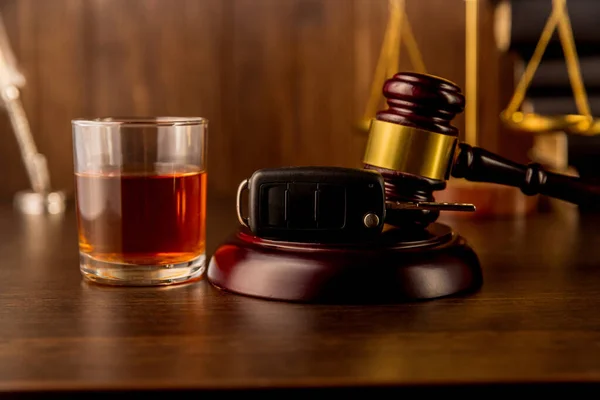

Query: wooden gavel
left=363, top=72, right=600, bottom=228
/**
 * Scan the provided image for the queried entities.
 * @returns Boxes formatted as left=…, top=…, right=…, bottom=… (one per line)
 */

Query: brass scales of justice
left=498, top=0, right=600, bottom=136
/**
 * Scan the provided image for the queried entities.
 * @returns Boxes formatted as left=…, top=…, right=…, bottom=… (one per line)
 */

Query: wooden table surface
left=1, top=195, right=600, bottom=395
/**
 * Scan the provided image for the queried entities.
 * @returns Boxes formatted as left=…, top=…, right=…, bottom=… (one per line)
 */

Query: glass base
left=80, top=253, right=206, bottom=286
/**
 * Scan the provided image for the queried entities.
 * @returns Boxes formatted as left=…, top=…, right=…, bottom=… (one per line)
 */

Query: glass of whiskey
left=72, top=117, right=208, bottom=286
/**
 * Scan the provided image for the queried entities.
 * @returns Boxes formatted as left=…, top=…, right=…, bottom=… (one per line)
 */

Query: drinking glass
left=72, top=117, right=208, bottom=286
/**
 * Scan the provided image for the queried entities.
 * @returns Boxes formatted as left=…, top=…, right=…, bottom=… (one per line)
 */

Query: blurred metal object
left=465, top=0, right=478, bottom=146
left=14, top=190, right=67, bottom=215
left=0, top=13, right=65, bottom=214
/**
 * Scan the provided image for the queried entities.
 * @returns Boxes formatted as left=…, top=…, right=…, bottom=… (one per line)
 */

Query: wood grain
left=0, top=0, right=528, bottom=201
left=0, top=195, right=600, bottom=394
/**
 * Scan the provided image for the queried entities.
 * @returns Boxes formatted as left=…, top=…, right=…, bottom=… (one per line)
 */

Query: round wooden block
left=435, top=180, right=539, bottom=218
left=207, top=224, right=482, bottom=304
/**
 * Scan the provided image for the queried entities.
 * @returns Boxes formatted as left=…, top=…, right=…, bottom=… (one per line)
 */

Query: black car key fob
left=236, top=166, right=386, bottom=242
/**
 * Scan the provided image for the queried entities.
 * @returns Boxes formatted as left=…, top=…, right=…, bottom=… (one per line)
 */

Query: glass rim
left=72, top=116, right=208, bottom=128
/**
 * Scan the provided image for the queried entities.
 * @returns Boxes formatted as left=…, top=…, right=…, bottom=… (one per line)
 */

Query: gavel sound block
left=209, top=72, right=600, bottom=303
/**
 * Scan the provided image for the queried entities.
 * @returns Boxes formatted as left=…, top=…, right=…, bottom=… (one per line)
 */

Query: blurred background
left=0, top=0, right=575, bottom=203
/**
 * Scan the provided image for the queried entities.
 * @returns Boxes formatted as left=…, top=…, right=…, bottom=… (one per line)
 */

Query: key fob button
left=317, top=184, right=346, bottom=229
left=363, top=213, right=380, bottom=228
left=287, top=183, right=318, bottom=229
left=259, top=184, right=287, bottom=227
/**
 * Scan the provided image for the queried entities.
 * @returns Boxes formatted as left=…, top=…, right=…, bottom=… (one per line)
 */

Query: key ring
left=236, top=179, right=249, bottom=228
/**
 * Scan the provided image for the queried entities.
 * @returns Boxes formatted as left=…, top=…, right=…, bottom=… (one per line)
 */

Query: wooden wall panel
left=0, top=0, right=520, bottom=201
left=87, top=0, right=226, bottom=192
left=288, top=0, right=357, bottom=168
left=226, top=0, right=293, bottom=189
left=225, top=0, right=358, bottom=191
left=34, top=0, right=88, bottom=198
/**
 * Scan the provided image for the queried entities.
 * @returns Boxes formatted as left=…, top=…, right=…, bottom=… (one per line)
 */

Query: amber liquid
left=76, top=167, right=207, bottom=265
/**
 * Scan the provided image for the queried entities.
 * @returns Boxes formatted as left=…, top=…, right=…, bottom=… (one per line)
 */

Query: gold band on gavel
left=363, top=119, right=457, bottom=181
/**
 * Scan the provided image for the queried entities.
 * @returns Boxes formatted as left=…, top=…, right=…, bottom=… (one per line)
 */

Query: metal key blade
left=386, top=201, right=476, bottom=212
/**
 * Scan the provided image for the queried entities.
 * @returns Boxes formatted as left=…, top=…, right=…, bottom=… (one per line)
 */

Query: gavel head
left=363, top=72, right=465, bottom=229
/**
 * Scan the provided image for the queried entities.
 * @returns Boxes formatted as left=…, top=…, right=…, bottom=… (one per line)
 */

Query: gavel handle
left=451, top=143, right=600, bottom=207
